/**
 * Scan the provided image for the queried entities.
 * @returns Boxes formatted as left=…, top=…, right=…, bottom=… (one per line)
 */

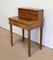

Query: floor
left=0, top=27, right=53, bottom=60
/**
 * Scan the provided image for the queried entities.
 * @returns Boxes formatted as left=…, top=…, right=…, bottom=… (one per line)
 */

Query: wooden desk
left=9, top=8, right=44, bottom=57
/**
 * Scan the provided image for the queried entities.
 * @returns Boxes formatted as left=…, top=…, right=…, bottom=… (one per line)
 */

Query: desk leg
left=10, top=24, right=13, bottom=46
left=22, top=29, right=24, bottom=41
left=40, top=27, right=43, bottom=49
left=28, top=31, right=31, bottom=57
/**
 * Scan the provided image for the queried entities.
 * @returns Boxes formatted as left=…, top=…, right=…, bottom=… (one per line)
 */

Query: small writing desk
left=9, top=8, right=44, bottom=57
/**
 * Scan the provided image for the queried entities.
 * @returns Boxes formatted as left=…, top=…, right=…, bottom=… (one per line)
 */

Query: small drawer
left=28, top=10, right=37, bottom=19
left=19, top=9, right=28, bottom=17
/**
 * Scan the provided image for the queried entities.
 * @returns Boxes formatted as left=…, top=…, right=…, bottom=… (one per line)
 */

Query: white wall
left=0, top=0, right=53, bottom=49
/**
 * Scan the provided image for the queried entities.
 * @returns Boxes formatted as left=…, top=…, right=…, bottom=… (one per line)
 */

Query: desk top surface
left=9, top=16, right=42, bottom=25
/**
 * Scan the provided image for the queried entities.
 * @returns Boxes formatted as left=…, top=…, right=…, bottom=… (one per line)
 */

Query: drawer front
left=9, top=20, right=18, bottom=25
left=28, top=10, right=37, bottom=20
left=9, top=20, right=26, bottom=28
left=19, top=9, right=28, bottom=18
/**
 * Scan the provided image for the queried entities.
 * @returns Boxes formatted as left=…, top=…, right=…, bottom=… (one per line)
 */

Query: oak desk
left=9, top=8, right=44, bottom=57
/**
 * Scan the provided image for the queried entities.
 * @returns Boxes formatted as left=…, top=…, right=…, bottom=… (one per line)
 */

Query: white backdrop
left=0, top=0, right=53, bottom=49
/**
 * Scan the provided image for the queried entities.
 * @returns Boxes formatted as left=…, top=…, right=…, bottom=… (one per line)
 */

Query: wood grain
left=9, top=8, right=44, bottom=57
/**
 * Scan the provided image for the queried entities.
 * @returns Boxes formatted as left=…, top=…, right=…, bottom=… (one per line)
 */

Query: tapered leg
left=10, top=24, right=13, bottom=46
left=28, top=31, right=31, bottom=57
left=22, top=29, right=24, bottom=41
left=40, top=27, right=43, bottom=49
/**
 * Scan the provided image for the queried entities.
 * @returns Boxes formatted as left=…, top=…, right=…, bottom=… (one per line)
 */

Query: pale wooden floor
left=0, top=27, right=53, bottom=60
